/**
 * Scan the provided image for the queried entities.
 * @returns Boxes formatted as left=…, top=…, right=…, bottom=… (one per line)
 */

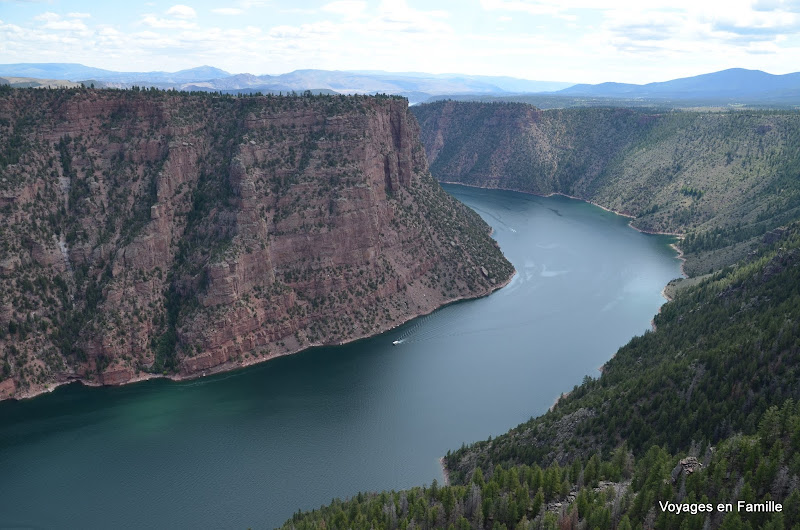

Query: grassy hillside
left=412, top=101, right=800, bottom=276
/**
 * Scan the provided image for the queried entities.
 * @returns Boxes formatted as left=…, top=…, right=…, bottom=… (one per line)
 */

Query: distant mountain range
left=0, top=76, right=84, bottom=89
left=0, top=63, right=572, bottom=103
left=181, top=70, right=575, bottom=102
left=555, top=68, right=800, bottom=104
left=0, top=63, right=231, bottom=84
left=2, top=64, right=800, bottom=106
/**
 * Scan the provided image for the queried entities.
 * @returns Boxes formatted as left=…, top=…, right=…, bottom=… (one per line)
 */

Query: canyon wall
left=0, top=88, right=513, bottom=400
left=412, top=101, right=800, bottom=274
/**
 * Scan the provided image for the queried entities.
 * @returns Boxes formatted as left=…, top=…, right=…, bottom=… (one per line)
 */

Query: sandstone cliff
left=0, top=88, right=514, bottom=400
left=412, top=100, right=800, bottom=275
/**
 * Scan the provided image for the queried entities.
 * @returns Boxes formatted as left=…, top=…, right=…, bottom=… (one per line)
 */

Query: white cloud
left=32, top=12, right=88, bottom=32
left=166, top=5, right=197, bottom=19
left=279, top=8, right=318, bottom=14
left=477, top=0, right=800, bottom=61
left=322, top=1, right=367, bottom=19
left=480, top=0, right=687, bottom=12
left=97, top=26, right=121, bottom=37
left=133, top=30, right=164, bottom=40
left=374, top=0, right=452, bottom=34
left=7, top=0, right=800, bottom=84
left=240, top=0, right=271, bottom=7
left=211, top=8, right=243, bottom=15
left=269, top=21, right=338, bottom=39
left=753, top=0, right=800, bottom=12
left=34, top=12, right=61, bottom=23
left=141, top=14, right=196, bottom=29
left=43, top=19, right=88, bottom=31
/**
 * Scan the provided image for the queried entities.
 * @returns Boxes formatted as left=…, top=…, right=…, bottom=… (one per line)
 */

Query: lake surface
left=0, top=185, right=682, bottom=529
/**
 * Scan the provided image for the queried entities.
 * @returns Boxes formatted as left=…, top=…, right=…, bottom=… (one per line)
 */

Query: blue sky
left=2, top=0, right=800, bottom=83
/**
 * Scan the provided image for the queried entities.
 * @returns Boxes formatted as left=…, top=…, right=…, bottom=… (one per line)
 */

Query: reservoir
left=0, top=185, right=682, bottom=529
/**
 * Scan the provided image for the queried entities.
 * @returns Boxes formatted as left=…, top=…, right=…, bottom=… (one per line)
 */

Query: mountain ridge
left=558, top=67, right=800, bottom=101
left=0, top=63, right=231, bottom=83
left=8, top=63, right=800, bottom=106
left=0, top=63, right=573, bottom=104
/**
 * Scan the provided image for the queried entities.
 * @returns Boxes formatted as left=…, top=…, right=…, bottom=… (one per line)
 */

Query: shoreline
left=443, top=179, right=689, bottom=310
left=434, top=182, right=685, bottom=483
left=669, top=242, right=688, bottom=279
left=174, top=268, right=516, bottom=381
left=651, top=246, right=690, bottom=332
left=549, top=390, right=572, bottom=412
left=442, top=181, right=687, bottom=376
left=4, top=267, right=516, bottom=404
left=440, top=181, right=688, bottom=238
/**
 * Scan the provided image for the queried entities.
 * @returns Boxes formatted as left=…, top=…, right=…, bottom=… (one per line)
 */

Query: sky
left=2, top=0, right=800, bottom=84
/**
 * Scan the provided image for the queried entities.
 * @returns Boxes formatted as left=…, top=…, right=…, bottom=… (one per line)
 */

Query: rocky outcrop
left=0, top=89, right=514, bottom=400
left=675, top=457, right=702, bottom=478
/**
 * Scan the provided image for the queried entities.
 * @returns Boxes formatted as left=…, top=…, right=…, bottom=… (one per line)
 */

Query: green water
left=0, top=186, right=682, bottom=529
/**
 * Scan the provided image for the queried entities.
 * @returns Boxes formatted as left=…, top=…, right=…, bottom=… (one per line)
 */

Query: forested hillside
left=444, top=224, right=800, bottom=479
left=283, top=400, right=800, bottom=529
left=281, top=224, right=800, bottom=529
left=412, top=101, right=800, bottom=276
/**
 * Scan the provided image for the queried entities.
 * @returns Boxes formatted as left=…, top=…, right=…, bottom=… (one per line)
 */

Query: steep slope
left=280, top=100, right=800, bottom=527
left=412, top=101, right=800, bottom=275
left=0, top=87, right=513, bottom=401
left=281, top=223, right=800, bottom=530
left=445, top=225, right=800, bottom=479
left=282, top=403, right=800, bottom=530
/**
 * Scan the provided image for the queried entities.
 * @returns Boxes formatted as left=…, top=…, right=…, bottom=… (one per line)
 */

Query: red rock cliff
left=0, top=89, right=514, bottom=400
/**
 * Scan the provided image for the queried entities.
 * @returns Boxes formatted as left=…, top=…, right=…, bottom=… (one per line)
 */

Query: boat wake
left=392, top=304, right=471, bottom=345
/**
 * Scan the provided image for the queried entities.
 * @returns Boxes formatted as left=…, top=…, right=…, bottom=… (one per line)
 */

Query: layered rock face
left=0, top=88, right=513, bottom=400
